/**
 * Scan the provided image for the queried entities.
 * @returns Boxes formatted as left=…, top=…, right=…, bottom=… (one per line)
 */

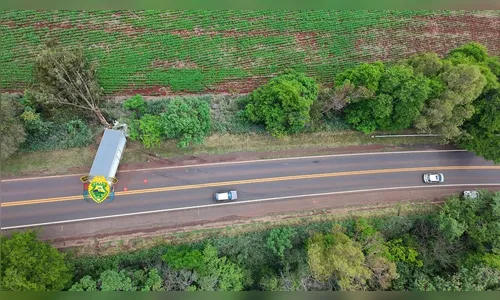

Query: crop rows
left=1, top=10, right=499, bottom=95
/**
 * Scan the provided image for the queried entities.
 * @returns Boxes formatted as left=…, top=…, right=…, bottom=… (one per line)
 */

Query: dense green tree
left=0, top=231, right=72, bottom=291
left=307, top=225, right=372, bottom=290
left=266, top=227, right=296, bottom=260
left=160, top=244, right=245, bottom=291
left=161, top=97, right=211, bottom=148
left=437, top=191, right=500, bottom=254
left=98, top=270, right=134, bottom=291
left=415, top=64, right=486, bottom=139
left=138, top=114, right=163, bottom=148
left=196, top=244, right=246, bottom=291
left=130, top=268, right=164, bottom=291
left=123, top=94, right=147, bottom=118
left=386, top=238, right=423, bottom=268
left=70, top=270, right=134, bottom=291
left=162, top=247, right=204, bottom=271
left=0, top=96, right=26, bottom=160
left=245, top=70, right=318, bottom=137
left=342, top=64, right=431, bottom=133
left=68, top=276, right=97, bottom=291
left=410, top=265, right=500, bottom=291
left=351, top=218, right=397, bottom=290
left=446, top=42, right=499, bottom=91
left=335, top=62, right=385, bottom=92
left=377, top=65, right=431, bottom=130
left=344, top=94, right=392, bottom=133
left=406, top=52, right=444, bottom=77
left=460, top=89, right=500, bottom=164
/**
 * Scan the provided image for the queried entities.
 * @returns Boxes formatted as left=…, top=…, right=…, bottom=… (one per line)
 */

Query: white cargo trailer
left=88, top=129, right=127, bottom=187
left=81, top=129, right=127, bottom=203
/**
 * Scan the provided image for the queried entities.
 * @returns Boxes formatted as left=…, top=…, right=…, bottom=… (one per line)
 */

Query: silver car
left=423, top=173, right=444, bottom=183
left=214, top=190, right=238, bottom=202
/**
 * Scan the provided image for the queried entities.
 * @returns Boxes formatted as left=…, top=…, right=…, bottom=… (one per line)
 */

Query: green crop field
left=1, top=10, right=499, bottom=95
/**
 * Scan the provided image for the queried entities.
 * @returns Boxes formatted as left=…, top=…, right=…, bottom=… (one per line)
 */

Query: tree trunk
left=94, top=108, right=111, bottom=128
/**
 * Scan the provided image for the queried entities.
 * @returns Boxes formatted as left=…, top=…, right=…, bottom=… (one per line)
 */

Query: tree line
left=2, top=190, right=499, bottom=291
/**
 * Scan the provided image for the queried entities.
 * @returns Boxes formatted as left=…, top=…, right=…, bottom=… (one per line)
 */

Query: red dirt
left=294, top=32, right=319, bottom=50
left=113, top=76, right=269, bottom=96
left=151, top=59, right=198, bottom=69
left=364, top=13, right=500, bottom=63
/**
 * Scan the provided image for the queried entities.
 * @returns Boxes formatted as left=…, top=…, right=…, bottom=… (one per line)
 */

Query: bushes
left=0, top=95, right=26, bottom=160
left=0, top=231, right=72, bottom=291
left=244, top=70, right=318, bottom=137
left=162, top=98, right=211, bottom=148
left=123, top=94, right=147, bottom=117
left=20, top=107, right=94, bottom=152
left=130, top=97, right=211, bottom=148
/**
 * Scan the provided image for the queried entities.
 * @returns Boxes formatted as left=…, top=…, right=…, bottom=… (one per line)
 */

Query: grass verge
left=2, top=130, right=446, bottom=178
left=61, top=200, right=440, bottom=257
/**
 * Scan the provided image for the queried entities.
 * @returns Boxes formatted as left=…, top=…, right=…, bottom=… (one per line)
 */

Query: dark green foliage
left=71, top=268, right=164, bottom=291
left=123, top=94, right=146, bottom=117
left=161, top=97, right=211, bottom=148
left=342, top=63, right=431, bottom=133
left=460, top=89, right=500, bottom=164
left=65, top=190, right=500, bottom=291
left=377, top=65, right=431, bottom=130
left=144, top=99, right=170, bottom=115
left=138, top=114, right=163, bottom=148
left=0, top=231, right=72, bottom=291
left=406, top=52, right=443, bottom=77
left=131, top=97, right=211, bottom=148
left=410, top=264, right=500, bottom=291
left=162, top=247, right=203, bottom=270
left=244, top=70, right=318, bottom=137
left=335, top=62, right=385, bottom=92
left=0, top=95, right=26, bottom=160
left=447, top=42, right=489, bottom=64
left=266, top=227, right=296, bottom=260
left=19, top=107, right=94, bottom=151
left=344, top=94, right=392, bottom=134
left=437, top=191, right=500, bottom=254
left=386, top=238, right=423, bottom=267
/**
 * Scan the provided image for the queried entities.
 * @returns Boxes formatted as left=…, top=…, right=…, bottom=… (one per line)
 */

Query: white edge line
left=2, top=183, right=498, bottom=230
left=1, top=149, right=467, bottom=182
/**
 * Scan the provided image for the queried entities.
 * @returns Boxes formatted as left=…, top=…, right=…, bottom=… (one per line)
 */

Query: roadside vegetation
left=2, top=190, right=499, bottom=291
left=1, top=41, right=499, bottom=178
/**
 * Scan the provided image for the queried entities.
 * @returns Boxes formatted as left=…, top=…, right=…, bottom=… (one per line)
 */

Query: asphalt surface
left=1, top=150, right=500, bottom=229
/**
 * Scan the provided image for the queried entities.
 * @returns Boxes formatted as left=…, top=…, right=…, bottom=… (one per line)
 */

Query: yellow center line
left=2, top=165, right=500, bottom=208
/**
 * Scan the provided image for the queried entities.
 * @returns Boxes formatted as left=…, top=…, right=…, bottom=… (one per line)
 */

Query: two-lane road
left=1, top=150, right=500, bottom=229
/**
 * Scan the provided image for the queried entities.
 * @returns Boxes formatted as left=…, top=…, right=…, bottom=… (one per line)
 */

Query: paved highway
left=1, top=150, right=500, bottom=229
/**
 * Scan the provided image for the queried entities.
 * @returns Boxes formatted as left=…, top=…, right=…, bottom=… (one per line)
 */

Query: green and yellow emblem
left=87, top=176, right=111, bottom=203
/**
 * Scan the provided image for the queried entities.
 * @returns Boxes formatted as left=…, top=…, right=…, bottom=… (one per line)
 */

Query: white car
left=463, top=190, right=478, bottom=199
left=423, top=173, right=444, bottom=183
left=214, top=191, right=238, bottom=202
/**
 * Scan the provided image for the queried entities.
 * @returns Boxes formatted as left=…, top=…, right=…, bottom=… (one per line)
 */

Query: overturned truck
left=81, top=128, right=127, bottom=203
